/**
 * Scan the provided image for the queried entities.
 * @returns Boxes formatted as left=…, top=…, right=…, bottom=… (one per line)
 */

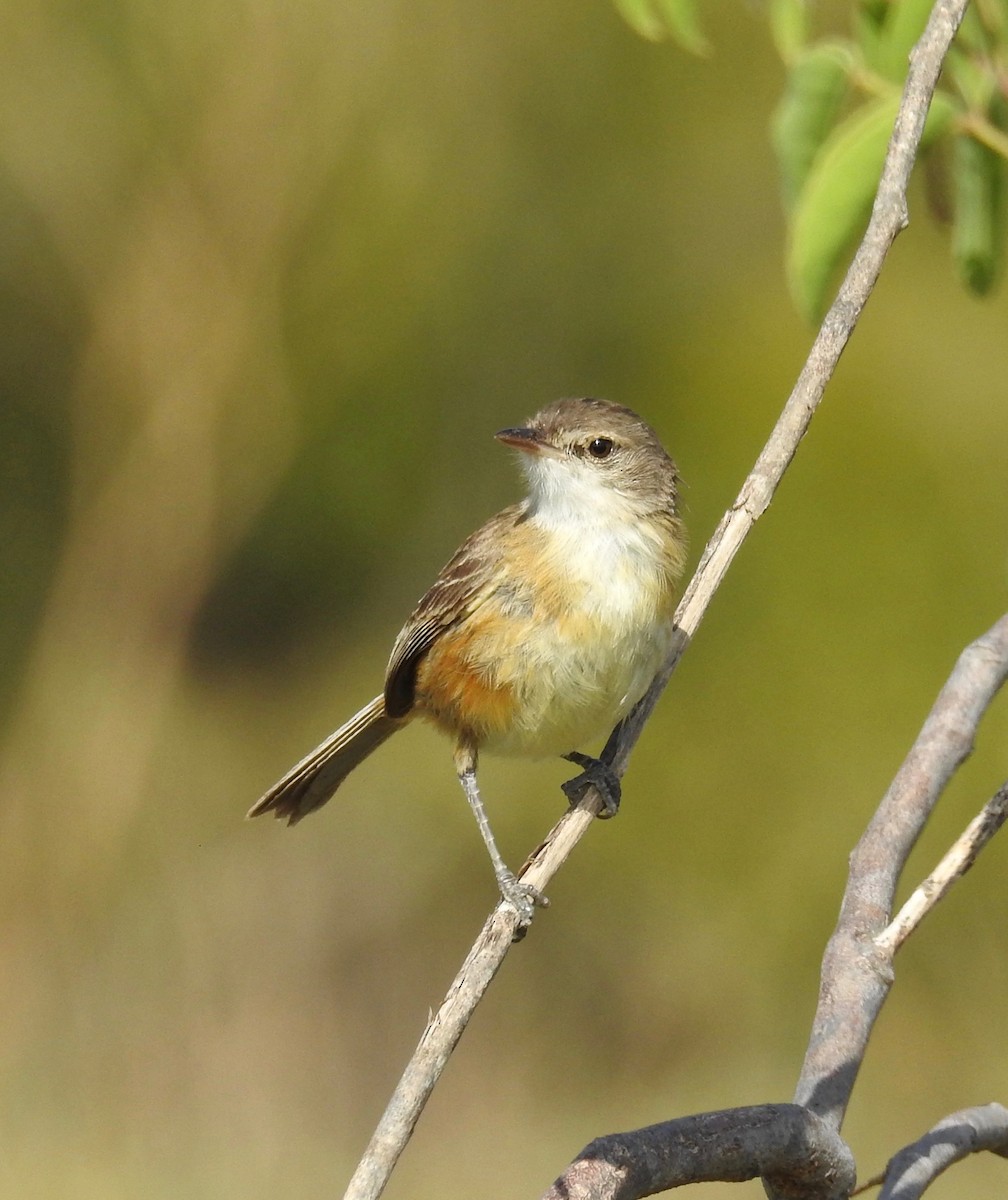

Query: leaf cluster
left=614, top=0, right=1008, bottom=319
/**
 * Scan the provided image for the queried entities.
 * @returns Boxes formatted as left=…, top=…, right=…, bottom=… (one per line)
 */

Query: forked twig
left=793, top=614, right=1008, bottom=1129
left=546, top=615, right=1008, bottom=1200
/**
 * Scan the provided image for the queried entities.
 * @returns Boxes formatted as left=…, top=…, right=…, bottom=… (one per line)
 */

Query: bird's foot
left=562, top=752, right=622, bottom=818
left=497, top=869, right=548, bottom=930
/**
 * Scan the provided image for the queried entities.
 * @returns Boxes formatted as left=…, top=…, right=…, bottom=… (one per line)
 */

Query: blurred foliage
left=0, top=1, right=1006, bottom=1198
left=779, top=0, right=1008, bottom=316
left=624, top=0, right=1008, bottom=318
left=612, top=0, right=710, bottom=52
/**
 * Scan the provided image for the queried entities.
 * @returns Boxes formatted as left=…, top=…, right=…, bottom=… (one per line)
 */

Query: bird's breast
left=416, top=513, right=679, bottom=757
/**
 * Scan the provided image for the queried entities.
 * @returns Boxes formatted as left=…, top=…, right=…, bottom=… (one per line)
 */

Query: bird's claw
left=562, top=752, right=622, bottom=817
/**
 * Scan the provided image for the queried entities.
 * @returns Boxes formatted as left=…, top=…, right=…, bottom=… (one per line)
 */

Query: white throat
left=521, top=452, right=665, bottom=592
left=523, top=453, right=641, bottom=533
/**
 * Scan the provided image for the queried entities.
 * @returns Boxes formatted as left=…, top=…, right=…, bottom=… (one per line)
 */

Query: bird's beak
left=495, top=426, right=557, bottom=456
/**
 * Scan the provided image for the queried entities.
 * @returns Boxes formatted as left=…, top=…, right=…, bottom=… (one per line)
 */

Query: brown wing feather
left=384, top=504, right=524, bottom=718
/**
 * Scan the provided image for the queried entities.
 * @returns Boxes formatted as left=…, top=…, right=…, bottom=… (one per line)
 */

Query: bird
left=249, top=397, right=687, bottom=923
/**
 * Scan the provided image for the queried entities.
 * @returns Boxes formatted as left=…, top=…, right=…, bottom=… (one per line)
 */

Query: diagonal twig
left=343, top=3, right=972, bottom=1197
left=606, top=0, right=970, bottom=774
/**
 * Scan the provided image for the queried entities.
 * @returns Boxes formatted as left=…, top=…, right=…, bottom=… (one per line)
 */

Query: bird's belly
left=415, top=520, right=678, bottom=757
left=475, top=606, right=672, bottom=758
left=417, top=592, right=667, bottom=758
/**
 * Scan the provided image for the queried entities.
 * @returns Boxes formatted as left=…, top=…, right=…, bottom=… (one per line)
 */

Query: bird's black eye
left=587, top=437, right=614, bottom=459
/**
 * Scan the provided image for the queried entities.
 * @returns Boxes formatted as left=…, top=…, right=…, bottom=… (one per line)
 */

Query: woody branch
left=545, top=613, right=1008, bottom=1200
left=793, top=614, right=1008, bottom=1128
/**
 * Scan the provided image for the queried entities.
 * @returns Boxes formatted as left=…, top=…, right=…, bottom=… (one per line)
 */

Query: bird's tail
left=248, top=695, right=403, bottom=825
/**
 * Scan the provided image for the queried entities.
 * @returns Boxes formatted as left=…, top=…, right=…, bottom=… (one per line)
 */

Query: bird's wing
left=383, top=504, right=524, bottom=718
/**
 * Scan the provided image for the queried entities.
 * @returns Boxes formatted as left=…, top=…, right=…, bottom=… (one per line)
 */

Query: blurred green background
left=1, top=1, right=1006, bottom=1197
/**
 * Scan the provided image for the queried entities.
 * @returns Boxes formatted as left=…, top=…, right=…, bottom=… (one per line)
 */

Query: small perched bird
left=249, top=397, right=687, bottom=922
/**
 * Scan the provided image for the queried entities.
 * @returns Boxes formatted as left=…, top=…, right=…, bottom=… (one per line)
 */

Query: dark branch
left=540, top=1105, right=855, bottom=1200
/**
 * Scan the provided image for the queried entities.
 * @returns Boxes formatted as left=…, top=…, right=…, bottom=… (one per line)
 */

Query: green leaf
left=853, top=9, right=884, bottom=74
left=868, top=0, right=938, bottom=82
left=612, top=0, right=665, bottom=43
left=952, top=131, right=1004, bottom=294
left=772, top=41, right=853, bottom=211
left=611, top=0, right=709, bottom=53
left=653, top=0, right=709, bottom=53
left=769, top=0, right=809, bottom=64
left=858, top=0, right=889, bottom=29
left=787, top=91, right=957, bottom=320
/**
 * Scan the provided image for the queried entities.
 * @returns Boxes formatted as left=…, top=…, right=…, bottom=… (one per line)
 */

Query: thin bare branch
left=540, top=1105, right=856, bottom=1200
left=876, top=1103, right=1008, bottom=1199
left=608, top=0, right=970, bottom=773
left=343, top=4, right=973, bottom=1197
left=794, top=614, right=1008, bottom=1128
left=341, top=906, right=516, bottom=1200
left=877, top=781, right=1008, bottom=956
